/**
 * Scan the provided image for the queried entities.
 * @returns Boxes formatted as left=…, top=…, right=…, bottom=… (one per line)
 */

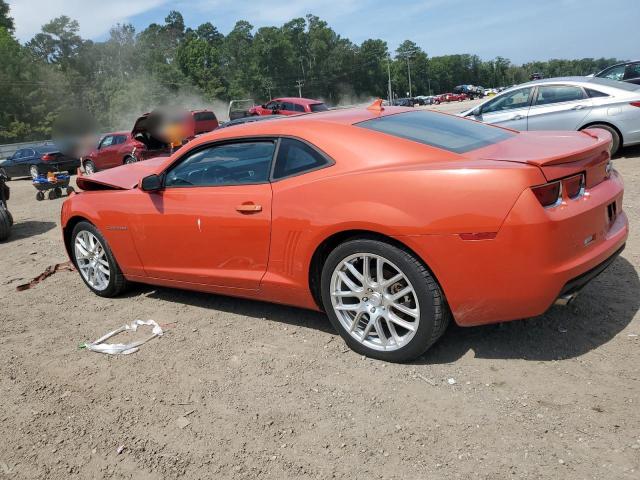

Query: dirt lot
left=1, top=115, right=639, bottom=479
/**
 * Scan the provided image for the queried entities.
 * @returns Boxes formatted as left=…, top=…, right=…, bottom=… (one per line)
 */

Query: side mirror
left=467, top=107, right=482, bottom=117
left=141, top=174, right=163, bottom=192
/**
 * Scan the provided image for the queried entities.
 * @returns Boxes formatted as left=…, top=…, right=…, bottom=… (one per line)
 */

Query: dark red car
left=83, top=110, right=219, bottom=174
left=248, top=97, right=329, bottom=116
left=441, top=93, right=468, bottom=102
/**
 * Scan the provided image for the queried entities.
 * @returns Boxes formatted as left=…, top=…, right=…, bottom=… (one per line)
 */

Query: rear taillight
left=42, top=154, right=53, bottom=162
left=630, top=101, right=640, bottom=108
left=531, top=181, right=562, bottom=208
left=564, top=173, right=585, bottom=199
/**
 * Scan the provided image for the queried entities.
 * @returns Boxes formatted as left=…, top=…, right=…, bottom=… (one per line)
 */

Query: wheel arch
left=307, top=229, right=446, bottom=311
left=579, top=121, right=623, bottom=145
left=62, top=215, right=95, bottom=263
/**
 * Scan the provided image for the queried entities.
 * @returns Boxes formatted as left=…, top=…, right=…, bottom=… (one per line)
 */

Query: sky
left=7, top=0, right=639, bottom=64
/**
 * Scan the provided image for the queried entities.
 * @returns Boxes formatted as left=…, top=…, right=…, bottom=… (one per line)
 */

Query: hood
left=76, top=156, right=172, bottom=191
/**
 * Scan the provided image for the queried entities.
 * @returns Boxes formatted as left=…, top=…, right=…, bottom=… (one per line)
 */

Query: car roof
left=273, top=97, right=324, bottom=105
left=103, top=131, right=129, bottom=137
left=507, top=76, right=640, bottom=92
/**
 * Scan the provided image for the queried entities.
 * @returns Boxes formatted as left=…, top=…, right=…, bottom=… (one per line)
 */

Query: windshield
left=357, top=111, right=514, bottom=154
left=310, top=103, right=329, bottom=112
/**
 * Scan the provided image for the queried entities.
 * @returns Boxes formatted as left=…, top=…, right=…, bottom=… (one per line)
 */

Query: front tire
left=320, top=239, right=450, bottom=362
left=123, top=156, right=137, bottom=165
left=71, top=221, right=128, bottom=297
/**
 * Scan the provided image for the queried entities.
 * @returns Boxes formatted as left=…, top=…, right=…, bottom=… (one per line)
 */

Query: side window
left=293, top=103, right=305, bottom=113
left=273, top=138, right=330, bottom=179
left=482, top=87, right=533, bottom=114
left=113, top=135, right=125, bottom=145
left=165, top=141, right=276, bottom=187
left=599, top=65, right=625, bottom=80
left=534, top=85, right=585, bottom=106
left=12, top=150, right=23, bottom=160
left=99, top=136, right=114, bottom=149
left=624, top=63, right=640, bottom=80
left=195, top=111, right=217, bottom=121
left=24, top=149, right=35, bottom=157
left=586, top=88, right=609, bottom=98
left=282, top=102, right=297, bottom=111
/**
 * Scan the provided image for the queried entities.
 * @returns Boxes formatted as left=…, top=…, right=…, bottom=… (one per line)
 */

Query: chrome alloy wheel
left=74, top=230, right=110, bottom=291
left=330, top=253, right=420, bottom=351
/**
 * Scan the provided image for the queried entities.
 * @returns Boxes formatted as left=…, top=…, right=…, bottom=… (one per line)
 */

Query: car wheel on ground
left=581, top=124, right=621, bottom=156
left=0, top=168, right=10, bottom=181
left=83, top=160, right=96, bottom=175
left=71, top=221, right=128, bottom=297
left=320, top=238, right=450, bottom=363
left=30, top=165, right=39, bottom=179
left=0, top=208, right=11, bottom=241
left=123, top=156, right=137, bottom=165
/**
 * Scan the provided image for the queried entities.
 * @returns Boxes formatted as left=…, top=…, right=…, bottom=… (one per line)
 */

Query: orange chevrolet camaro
left=61, top=105, right=628, bottom=362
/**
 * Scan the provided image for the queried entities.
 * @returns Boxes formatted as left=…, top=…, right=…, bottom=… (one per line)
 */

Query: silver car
left=460, top=77, right=640, bottom=154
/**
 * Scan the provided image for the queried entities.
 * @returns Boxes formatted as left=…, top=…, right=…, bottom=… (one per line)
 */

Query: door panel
left=476, top=87, right=533, bottom=130
left=128, top=184, right=272, bottom=289
left=527, top=85, right=592, bottom=131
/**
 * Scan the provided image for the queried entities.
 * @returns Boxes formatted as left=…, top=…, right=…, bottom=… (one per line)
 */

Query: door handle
left=236, top=203, right=262, bottom=213
left=510, top=114, right=524, bottom=121
left=572, top=104, right=586, bottom=110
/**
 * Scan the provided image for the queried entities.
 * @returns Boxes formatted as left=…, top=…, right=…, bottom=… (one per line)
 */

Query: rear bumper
left=399, top=170, right=629, bottom=326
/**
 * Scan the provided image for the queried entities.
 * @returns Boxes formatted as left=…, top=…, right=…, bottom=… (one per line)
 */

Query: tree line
left=0, top=2, right=624, bottom=143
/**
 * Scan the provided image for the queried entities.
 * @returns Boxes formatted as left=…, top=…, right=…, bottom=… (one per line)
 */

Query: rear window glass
left=586, top=88, right=609, bottom=98
left=357, top=111, right=514, bottom=154
left=194, top=111, right=217, bottom=121
left=310, top=103, right=328, bottom=112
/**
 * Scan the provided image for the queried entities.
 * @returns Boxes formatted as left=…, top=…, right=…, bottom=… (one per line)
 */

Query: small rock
left=176, top=417, right=190, bottom=429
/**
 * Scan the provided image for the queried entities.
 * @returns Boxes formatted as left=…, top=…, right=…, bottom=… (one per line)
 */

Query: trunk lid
left=469, top=129, right=611, bottom=187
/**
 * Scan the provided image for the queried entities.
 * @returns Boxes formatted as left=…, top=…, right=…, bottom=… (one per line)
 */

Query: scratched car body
left=61, top=105, right=628, bottom=362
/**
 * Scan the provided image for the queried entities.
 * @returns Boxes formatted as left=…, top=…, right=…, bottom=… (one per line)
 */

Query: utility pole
left=407, top=56, right=413, bottom=97
left=295, top=79, right=304, bottom=98
left=387, top=54, right=393, bottom=104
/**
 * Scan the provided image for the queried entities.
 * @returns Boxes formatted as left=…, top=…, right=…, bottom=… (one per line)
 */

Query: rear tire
left=0, top=208, right=11, bottom=241
left=581, top=123, right=620, bottom=156
left=71, top=221, right=128, bottom=297
left=320, top=239, right=450, bottom=363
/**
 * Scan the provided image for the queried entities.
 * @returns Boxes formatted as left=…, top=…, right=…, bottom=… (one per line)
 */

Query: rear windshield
left=194, top=111, right=217, bottom=121
left=35, top=145, right=58, bottom=154
left=357, top=111, right=514, bottom=153
left=310, top=103, right=329, bottom=112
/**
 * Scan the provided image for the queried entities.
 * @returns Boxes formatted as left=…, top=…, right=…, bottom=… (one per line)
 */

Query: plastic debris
left=81, top=320, right=163, bottom=355
left=116, top=445, right=125, bottom=454
left=447, top=378, right=456, bottom=385
left=16, top=261, right=75, bottom=291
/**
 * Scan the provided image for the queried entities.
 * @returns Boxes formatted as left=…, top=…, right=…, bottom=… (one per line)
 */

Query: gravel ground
left=0, top=115, right=638, bottom=478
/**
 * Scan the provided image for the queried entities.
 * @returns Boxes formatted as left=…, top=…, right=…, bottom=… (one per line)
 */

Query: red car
left=248, top=97, right=329, bottom=116
left=441, top=93, right=468, bottom=102
left=83, top=110, right=219, bottom=174
left=62, top=105, right=627, bottom=362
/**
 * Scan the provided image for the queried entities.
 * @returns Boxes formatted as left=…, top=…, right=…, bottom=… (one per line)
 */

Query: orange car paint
left=62, top=107, right=629, bottom=326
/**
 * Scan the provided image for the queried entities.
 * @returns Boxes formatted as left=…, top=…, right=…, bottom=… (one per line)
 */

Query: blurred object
left=228, top=99, right=255, bottom=121
left=0, top=168, right=12, bottom=241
